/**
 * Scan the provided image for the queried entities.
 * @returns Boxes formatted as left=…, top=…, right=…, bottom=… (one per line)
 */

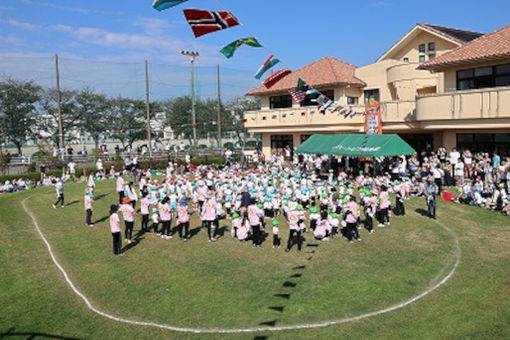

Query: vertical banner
left=365, top=99, right=382, bottom=135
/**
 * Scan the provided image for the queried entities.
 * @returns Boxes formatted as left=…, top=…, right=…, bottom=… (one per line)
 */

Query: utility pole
left=216, top=64, right=222, bottom=151
left=181, top=51, right=199, bottom=148
left=145, top=60, right=153, bottom=161
left=55, top=54, right=64, bottom=163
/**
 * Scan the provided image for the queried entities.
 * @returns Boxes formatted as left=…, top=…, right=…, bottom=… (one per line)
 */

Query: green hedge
left=0, top=157, right=225, bottom=183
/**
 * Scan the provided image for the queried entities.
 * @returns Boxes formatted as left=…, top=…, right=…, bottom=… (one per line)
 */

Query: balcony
left=386, top=63, right=438, bottom=84
left=382, top=100, right=416, bottom=122
left=244, top=106, right=365, bottom=132
left=415, top=86, right=510, bottom=121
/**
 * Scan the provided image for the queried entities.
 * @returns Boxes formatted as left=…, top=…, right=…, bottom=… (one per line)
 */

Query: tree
left=224, top=96, right=261, bottom=143
left=0, top=78, right=42, bottom=155
left=161, top=96, right=231, bottom=146
left=74, top=88, right=110, bottom=150
left=38, top=88, right=78, bottom=147
left=109, top=96, right=146, bottom=148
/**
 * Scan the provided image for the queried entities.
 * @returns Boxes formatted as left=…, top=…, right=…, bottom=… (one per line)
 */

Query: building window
left=419, top=44, right=426, bottom=53
left=347, top=96, right=359, bottom=105
left=301, top=89, right=334, bottom=107
left=269, top=95, right=292, bottom=109
left=428, top=53, right=436, bottom=60
left=271, top=135, right=293, bottom=155
left=363, top=89, right=380, bottom=104
left=456, top=63, right=510, bottom=90
left=428, top=42, right=436, bottom=51
left=457, top=133, right=510, bottom=154
left=495, top=64, right=510, bottom=87
left=403, top=57, right=409, bottom=63
left=419, top=55, right=426, bottom=63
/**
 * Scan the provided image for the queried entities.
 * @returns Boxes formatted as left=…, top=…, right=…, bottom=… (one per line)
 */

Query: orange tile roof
left=246, top=56, right=366, bottom=96
left=419, top=24, right=510, bottom=71
left=417, top=23, right=483, bottom=45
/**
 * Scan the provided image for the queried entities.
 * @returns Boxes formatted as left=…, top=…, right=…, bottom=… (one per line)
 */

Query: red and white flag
left=183, top=9, right=240, bottom=38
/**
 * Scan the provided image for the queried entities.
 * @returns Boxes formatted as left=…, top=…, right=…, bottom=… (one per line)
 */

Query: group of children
left=100, top=164, right=411, bottom=256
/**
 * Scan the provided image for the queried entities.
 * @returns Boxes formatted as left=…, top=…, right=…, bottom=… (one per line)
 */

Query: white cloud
left=0, top=33, right=22, bottom=45
left=52, top=24, right=223, bottom=66
left=20, top=0, right=121, bottom=16
left=134, top=17, right=172, bottom=36
left=1, top=18, right=41, bottom=31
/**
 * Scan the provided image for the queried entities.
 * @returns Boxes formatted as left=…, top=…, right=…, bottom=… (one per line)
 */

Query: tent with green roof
left=295, top=134, right=415, bottom=157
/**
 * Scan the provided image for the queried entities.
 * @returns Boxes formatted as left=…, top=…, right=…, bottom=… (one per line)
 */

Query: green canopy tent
left=296, top=134, right=416, bottom=157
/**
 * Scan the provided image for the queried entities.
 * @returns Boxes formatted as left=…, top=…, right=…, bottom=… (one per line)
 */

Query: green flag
left=297, top=78, right=308, bottom=91
left=220, top=38, right=262, bottom=58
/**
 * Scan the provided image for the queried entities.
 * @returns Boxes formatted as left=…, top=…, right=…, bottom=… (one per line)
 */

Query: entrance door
left=271, top=135, right=293, bottom=157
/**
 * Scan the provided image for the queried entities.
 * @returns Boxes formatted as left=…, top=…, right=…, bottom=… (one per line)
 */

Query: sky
left=0, top=0, right=509, bottom=100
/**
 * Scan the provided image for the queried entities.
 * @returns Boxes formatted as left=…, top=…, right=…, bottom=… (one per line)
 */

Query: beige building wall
left=443, top=58, right=510, bottom=92
left=389, top=31, right=459, bottom=63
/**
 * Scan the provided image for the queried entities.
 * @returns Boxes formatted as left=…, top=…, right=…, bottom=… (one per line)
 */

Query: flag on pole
left=183, top=9, right=240, bottom=38
left=289, top=88, right=307, bottom=103
left=220, top=37, right=262, bottom=58
left=263, top=69, right=291, bottom=89
left=316, top=94, right=333, bottom=113
left=153, top=0, right=188, bottom=11
left=288, top=78, right=308, bottom=103
left=254, top=55, right=280, bottom=80
left=297, top=78, right=308, bottom=91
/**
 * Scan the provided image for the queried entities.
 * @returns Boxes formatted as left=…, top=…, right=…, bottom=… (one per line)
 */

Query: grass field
left=1, top=179, right=510, bottom=339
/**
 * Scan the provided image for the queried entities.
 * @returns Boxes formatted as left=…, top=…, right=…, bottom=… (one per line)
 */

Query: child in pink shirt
left=84, top=188, right=94, bottom=227
left=158, top=197, right=172, bottom=239
left=109, top=205, right=122, bottom=256
left=177, top=198, right=190, bottom=241
left=202, top=195, right=218, bottom=242
left=140, top=191, right=150, bottom=232
left=119, top=197, right=135, bottom=243
left=116, top=176, right=125, bottom=204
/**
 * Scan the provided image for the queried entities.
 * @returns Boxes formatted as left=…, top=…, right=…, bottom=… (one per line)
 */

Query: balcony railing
left=244, top=106, right=366, bottom=130
left=386, top=62, right=438, bottom=84
left=415, top=86, right=510, bottom=121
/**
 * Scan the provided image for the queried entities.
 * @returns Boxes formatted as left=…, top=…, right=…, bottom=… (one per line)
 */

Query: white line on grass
left=22, top=196, right=461, bottom=334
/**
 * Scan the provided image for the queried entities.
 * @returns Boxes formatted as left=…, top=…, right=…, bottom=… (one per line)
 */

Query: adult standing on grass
left=84, top=188, right=94, bottom=227
left=424, top=176, right=439, bottom=219
left=116, top=174, right=125, bottom=204
left=109, top=205, right=122, bottom=256
left=87, top=171, right=95, bottom=193
left=53, top=177, right=64, bottom=209
left=202, top=192, right=218, bottom=242
left=68, top=159, right=76, bottom=182
left=285, top=205, right=303, bottom=252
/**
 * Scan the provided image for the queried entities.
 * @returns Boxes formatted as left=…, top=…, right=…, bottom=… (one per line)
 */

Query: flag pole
left=55, top=54, right=64, bottom=164
left=145, top=60, right=153, bottom=162
left=216, top=64, right=222, bottom=151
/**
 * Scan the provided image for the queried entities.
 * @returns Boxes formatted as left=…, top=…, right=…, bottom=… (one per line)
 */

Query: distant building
left=245, top=23, right=510, bottom=157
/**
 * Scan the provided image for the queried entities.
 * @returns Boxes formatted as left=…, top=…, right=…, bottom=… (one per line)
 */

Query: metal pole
left=216, top=64, right=222, bottom=151
left=55, top=54, right=64, bottom=163
left=191, top=57, right=197, bottom=148
left=145, top=60, right=153, bottom=160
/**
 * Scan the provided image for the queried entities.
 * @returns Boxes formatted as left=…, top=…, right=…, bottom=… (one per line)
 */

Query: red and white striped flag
left=289, top=88, right=307, bottom=103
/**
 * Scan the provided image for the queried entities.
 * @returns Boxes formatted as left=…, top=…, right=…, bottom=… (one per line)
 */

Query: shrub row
left=0, top=157, right=225, bottom=183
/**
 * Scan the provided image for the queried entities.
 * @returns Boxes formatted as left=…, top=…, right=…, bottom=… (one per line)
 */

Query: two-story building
left=244, top=23, right=510, bottom=158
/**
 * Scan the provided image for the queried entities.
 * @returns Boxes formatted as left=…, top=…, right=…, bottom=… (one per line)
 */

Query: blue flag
left=254, top=55, right=280, bottom=80
left=152, top=0, right=188, bottom=11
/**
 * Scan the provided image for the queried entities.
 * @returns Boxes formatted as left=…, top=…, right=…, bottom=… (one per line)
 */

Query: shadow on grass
left=121, top=230, right=146, bottom=253
left=94, top=193, right=110, bottom=201
left=259, top=320, right=277, bottom=327
left=253, top=336, right=269, bottom=340
left=268, top=306, right=284, bottom=312
left=1, top=327, right=81, bottom=339
left=93, top=216, right=109, bottom=224
left=187, top=227, right=202, bottom=240
left=65, top=200, right=79, bottom=207
left=274, top=293, right=291, bottom=299
left=415, top=208, right=430, bottom=218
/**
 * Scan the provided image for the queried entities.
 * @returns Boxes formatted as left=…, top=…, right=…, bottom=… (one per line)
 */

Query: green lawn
left=1, top=180, right=509, bottom=339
